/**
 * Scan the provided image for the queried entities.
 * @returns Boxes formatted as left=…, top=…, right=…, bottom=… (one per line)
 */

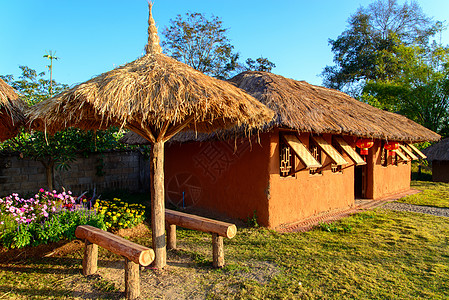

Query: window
left=279, top=140, right=295, bottom=177
left=380, top=142, right=388, bottom=167
left=281, top=133, right=321, bottom=170
left=309, top=139, right=322, bottom=175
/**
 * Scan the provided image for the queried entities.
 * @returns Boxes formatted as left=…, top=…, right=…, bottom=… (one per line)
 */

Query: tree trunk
left=41, top=160, right=55, bottom=191
left=150, top=141, right=166, bottom=268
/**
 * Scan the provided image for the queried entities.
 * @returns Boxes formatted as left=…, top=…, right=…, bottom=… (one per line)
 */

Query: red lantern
left=356, top=138, right=374, bottom=155
left=384, top=141, right=399, bottom=156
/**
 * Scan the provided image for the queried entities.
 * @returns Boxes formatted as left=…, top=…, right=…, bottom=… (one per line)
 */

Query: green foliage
left=96, top=198, right=145, bottom=230
left=362, top=43, right=449, bottom=135
left=162, top=12, right=275, bottom=79
left=0, top=66, right=67, bottom=106
left=245, top=57, right=276, bottom=73
left=0, top=209, right=105, bottom=249
left=246, top=210, right=259, bottom=228
left=317, top=222, right=353, bottom=233
left=162, top=12, right=240, bottom=79
left=322, top=0, right=441, bottom=95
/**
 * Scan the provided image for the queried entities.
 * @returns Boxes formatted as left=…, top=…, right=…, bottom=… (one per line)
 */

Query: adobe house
left=423, top=138, right=449, bottom=182
left=123, top=71, right=439, bottom=229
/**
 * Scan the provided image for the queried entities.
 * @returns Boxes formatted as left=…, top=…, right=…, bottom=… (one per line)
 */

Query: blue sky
left=1, top=0, right=448, bottom=87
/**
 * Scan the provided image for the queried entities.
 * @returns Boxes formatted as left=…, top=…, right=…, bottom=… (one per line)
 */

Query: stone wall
left=0, top=151, right=150, bottom=197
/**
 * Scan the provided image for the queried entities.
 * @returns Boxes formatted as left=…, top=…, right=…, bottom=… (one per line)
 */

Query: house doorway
left=354, top=165, right=367, bottom=198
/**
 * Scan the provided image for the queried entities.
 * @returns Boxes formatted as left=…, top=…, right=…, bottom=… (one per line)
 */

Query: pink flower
left=39, top=188, right=45, bottom=193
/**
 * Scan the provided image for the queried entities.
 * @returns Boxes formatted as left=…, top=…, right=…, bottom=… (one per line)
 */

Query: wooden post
left=82, top=240, right=98, bottom=275
left=166, top=224, right=176, bottom=249
left=150, top=140, right=166, bottom=268
left=212, top=233, right=224, bottom=268
left=124, top=257, right=140, bottom=300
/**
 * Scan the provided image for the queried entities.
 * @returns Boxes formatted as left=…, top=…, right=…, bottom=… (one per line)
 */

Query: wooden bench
left=165, top=209, right=237, bottom=268
left=75, top=225, right=155, bottom=300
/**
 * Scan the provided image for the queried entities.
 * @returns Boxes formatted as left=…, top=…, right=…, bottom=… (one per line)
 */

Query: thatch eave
left=0, top=78, right=27, bottom=141
left=228, top=71, right=440, bottom=143
left=423, top=137, right=449, bottom=161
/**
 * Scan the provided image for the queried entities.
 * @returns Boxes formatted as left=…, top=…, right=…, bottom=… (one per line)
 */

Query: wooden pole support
left=82, top=240, right=98, bottom=275
left=166, top=224, right=176, bottom=250
left=212, top=233, right=225, bottom=268
left=124, top=257, right=140, bottom=300
left=150, top=140, right=167, bottom=268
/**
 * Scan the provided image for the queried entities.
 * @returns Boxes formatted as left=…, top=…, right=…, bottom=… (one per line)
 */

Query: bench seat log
left=75, top=225, right=155, bottom=266
left=165, top=209, right=237, bottom=239
left=165, top=209, right=237, bottom=268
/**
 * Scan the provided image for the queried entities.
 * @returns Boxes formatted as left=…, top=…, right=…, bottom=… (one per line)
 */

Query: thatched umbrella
left=28, top=4, right=274, bottom=268
left=0, top=78, right=26, bottom=141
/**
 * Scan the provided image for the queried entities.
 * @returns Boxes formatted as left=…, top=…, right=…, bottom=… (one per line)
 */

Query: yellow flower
left=107, top=212, right=111, bottom=216
left=112, top=216, right=117, bottom=221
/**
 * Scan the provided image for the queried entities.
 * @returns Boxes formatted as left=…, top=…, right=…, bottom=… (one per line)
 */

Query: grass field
left=1, top=181, right=448, bottom=299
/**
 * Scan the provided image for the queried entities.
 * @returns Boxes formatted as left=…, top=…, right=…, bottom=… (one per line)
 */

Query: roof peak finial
left=145, top=2, right=162, bottom=55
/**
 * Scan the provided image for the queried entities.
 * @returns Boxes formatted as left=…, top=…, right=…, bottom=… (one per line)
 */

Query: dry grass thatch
left=0, top=78, right=26, bottom=141
left=230, top=71, right=440, bottom=143
left=422, top=138, right=449, bottom=161
left=27, top=5, right=274, bottom=143
left=121, top=71, right=440, bottom=146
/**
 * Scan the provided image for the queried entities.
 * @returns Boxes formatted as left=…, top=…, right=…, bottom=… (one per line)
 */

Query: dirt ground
left=1, top=224, right=278, bottom=299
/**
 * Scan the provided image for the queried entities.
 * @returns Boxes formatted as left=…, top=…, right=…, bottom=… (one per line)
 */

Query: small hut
left=423, top=138, right=449, bottom=182
left=0, top=78, right=26, bottom=141
left=123, top=71, right=439, bottom=229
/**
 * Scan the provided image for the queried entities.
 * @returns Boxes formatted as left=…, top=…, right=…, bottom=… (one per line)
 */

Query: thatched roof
left=28, top=5, right=273, bottom=142
left=121, top=71, right=440, bottom=145
left=422, top=138, right=449, bottom=161
left=0, top=78, right=26, bottom=141
left=229, top=71, right=440, bottom=143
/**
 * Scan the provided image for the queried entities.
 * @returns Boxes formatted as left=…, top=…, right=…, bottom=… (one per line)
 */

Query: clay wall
left=267, top=129, right=355, bottom=228
left=164, top=135, right=271, bottom=225
left=367, top=141, right=412, bottom=199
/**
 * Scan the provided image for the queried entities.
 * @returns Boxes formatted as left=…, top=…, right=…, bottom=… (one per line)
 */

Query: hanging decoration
left=384, top=141, right=399, bottom=156
left=356, top=138, right=374, bottom=155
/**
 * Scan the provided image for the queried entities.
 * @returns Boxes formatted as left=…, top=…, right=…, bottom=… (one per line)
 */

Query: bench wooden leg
left=124, top=257, right=140, bottom=300
left=82, top=240, right=98, bottom=276
left=212, top=233, right=224, bottom=268
left=166, top=224, right=177, bottom=250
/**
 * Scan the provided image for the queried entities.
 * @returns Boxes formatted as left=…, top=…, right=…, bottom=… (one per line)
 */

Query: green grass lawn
left=1, top=181, right=448, bottom=299
left=398, top=181, right=449, bottom=208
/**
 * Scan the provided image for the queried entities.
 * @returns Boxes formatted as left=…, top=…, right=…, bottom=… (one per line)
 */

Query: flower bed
left=0, top=189, right=105, bottom=249
left=0, top=189, right=148, bottom=249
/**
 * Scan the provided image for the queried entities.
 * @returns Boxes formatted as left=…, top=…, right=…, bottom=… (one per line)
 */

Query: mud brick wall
left=0, top=151, right=150, bottom=197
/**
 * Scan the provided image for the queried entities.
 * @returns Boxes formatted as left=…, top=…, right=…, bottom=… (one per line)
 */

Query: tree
left=244, top=56, right=276, bottom=72
left=162, top=12, right=239, bottom=79
left=162, top=12, right=275, bottom=79
left=362, top=43, right=449, bottom=135
left=1, top=67, right=129, bottom=190
left=322, top=0, right=440, bottom=95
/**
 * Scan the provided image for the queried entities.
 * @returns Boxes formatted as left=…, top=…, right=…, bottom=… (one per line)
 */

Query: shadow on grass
left=0, top=285, right=122, bottom=299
